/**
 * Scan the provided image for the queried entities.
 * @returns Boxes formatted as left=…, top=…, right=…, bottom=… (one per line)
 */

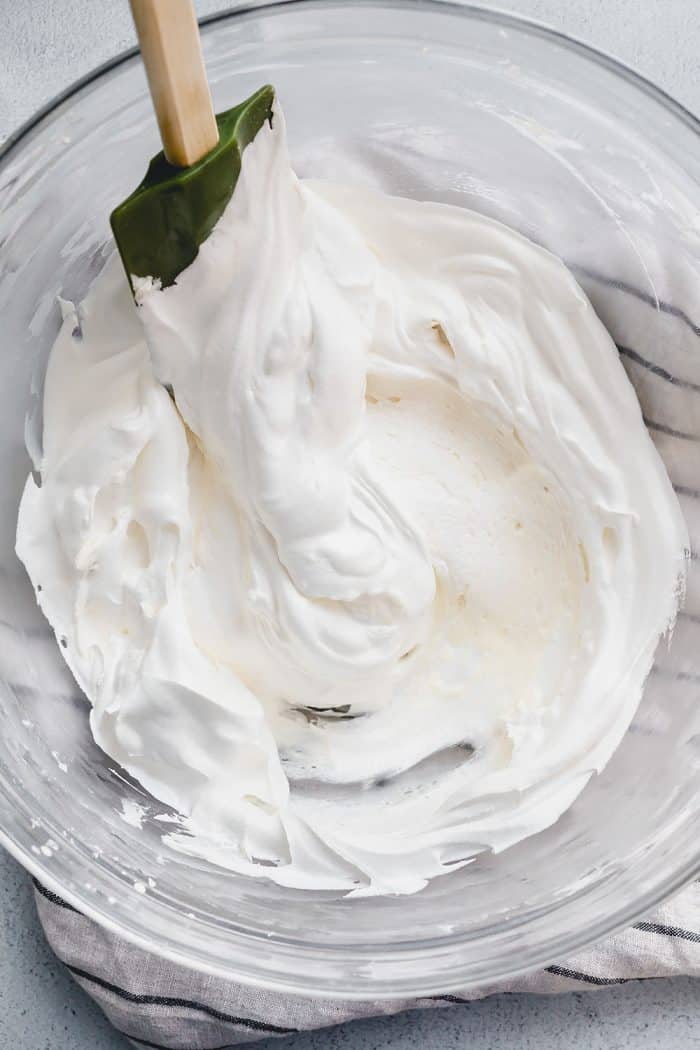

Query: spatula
left=110, top=0, right=274, bottom=292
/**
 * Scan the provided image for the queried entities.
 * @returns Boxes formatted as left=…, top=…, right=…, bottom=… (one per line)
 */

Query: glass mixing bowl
left=1, top=0, right=699, bottom=998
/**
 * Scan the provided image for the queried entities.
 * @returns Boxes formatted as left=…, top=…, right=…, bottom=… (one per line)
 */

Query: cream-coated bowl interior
left=0, top=1, right=699, bottom=997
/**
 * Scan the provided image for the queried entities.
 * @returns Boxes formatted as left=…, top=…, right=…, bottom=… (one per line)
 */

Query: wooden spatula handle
left=129, top=0, right=219, bottom=167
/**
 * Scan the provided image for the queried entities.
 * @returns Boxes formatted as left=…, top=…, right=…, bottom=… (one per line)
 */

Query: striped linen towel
left=34, top=878, right=700, bottom=1048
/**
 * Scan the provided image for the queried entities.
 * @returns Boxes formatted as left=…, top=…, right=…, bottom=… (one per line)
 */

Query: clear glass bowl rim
left=1, top=0, right=699, bottom=999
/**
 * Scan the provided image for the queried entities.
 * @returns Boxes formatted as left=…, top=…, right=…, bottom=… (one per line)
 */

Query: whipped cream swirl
left=17, top=105, right=687, bottom=894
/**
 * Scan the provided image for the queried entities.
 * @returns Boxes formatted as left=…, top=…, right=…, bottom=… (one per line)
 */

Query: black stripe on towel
left=545, top=965, right=628, bottom=986
left=618, top=345, right=700, bottom=393
left=33, top=878, right=80, bottom=914
left=652, top=666, right=700, bottom=683
left=634, top=920, right=700, bottom=945
left=66, top=964, right=298, bottom=1035
left=427, top=993, right=472, bottom=1004
left=573, top=265, right=700, bottom=339
left=673, top=485, right=700, bottom=500
left=643, top=417, right=700, bottom=443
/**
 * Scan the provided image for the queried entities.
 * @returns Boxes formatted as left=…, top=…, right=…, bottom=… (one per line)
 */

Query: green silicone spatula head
left=110, top=0, right=274, bottom=292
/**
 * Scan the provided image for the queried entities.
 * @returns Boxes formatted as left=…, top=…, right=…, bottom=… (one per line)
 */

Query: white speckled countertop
left=1, top=1, right=698, bottom=1047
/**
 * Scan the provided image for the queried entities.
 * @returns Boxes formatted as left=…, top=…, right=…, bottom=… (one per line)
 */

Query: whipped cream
left=16, top=105, right=688, bottom=895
